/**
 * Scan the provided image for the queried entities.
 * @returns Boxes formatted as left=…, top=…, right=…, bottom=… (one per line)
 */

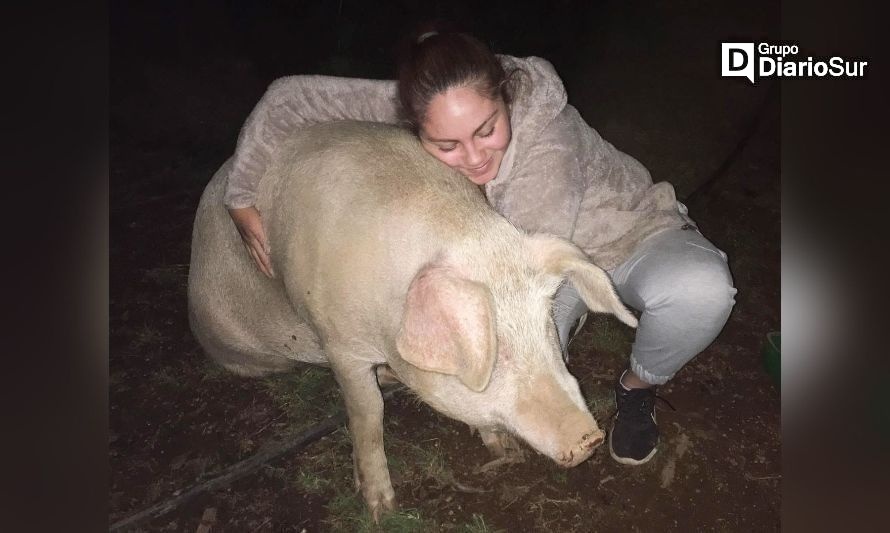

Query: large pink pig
left=188, top=121, right=637, bottom=520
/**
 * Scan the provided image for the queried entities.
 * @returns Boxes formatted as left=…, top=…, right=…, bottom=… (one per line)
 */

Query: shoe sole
left=608, top=430, right=657, bottom=466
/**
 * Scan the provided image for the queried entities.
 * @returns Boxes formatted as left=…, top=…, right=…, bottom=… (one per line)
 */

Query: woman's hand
left=228, top=206, right=275, bottom=278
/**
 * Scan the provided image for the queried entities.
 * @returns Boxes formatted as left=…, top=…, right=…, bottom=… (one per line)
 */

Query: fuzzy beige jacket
left=225, top=55, right=693, bottom=270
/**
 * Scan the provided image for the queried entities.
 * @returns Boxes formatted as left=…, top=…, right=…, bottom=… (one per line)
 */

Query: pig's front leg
left=330, top=356, right=396, bottom=522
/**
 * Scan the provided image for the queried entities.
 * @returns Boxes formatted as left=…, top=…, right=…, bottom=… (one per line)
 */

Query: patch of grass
left=262, top=365, right=341, bottom=423
left=376, top=509, right=433, bottom=533
left=580, top=315, right=634, bottom=356
left=459, top=513, right=504, bottom=533
left=383, top=433, right=461, bottom=495
left=385, top=449, right=409, bottom=479
left=316, top=433, right=454, bottom=531
left=323, top=491, right=366, bottom=530
left=198, top=359, right=233, bottom=383
left=585, top=386, right=617, bottom=420
left=403, top=440, right=449, bottom=484
left=286, top=425, right=353, bottom=499
left=295, top=469, right=331, bottom=494
left=325, top=492, right=433, bottom=532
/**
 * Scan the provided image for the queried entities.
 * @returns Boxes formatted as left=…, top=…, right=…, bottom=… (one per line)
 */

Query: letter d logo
left=722, top=43, right=755, bottom=84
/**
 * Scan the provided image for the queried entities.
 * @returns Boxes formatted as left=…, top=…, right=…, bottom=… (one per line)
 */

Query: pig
left=188, top=121, right=638, bottom=520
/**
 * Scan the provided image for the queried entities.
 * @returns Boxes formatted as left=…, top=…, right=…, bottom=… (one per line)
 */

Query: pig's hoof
left=474, top=430, right=525, bottom=473
left=477, top=428, right=525, bottom=458
left=368, top=492, right=397, bottom=524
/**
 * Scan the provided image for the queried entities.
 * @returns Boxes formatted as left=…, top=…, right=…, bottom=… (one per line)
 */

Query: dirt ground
left=110, top=2, right=780, bottom=531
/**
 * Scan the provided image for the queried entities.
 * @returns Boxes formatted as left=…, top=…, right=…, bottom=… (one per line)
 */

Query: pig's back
left=262, top=121, right=488, bottom=233
left=258, top=121, right=499, bottom=342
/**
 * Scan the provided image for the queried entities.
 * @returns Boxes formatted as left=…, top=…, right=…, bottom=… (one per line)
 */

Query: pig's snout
left=557, top=428, right=605, bottom=468
left=514, top=374, right=606, bottom=468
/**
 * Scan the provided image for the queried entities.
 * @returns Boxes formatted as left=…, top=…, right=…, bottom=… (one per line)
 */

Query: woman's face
left=419, top=86, right=512, bottom=186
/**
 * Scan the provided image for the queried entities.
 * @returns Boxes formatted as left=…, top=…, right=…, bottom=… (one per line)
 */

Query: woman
left=224, top=29, right=736, bottom=466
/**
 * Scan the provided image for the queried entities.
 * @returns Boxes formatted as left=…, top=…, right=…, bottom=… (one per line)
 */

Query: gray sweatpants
left=553, top=226, right=737, bottom=385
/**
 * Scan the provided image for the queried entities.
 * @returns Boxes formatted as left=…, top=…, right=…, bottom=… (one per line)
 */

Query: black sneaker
left=609, top=378, right=659, bottom=465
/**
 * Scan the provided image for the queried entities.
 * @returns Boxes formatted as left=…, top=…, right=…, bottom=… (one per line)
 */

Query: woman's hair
left=396, top=24, right=519, bottom=131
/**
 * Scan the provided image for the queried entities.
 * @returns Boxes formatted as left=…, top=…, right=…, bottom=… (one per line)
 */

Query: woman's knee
left=631, top=261, right=736, bottom=371
left=655, top=256, right=736, bottom=322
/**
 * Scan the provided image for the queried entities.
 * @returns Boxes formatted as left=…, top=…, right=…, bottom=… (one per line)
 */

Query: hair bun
left=416, top=31, right=438, bottom=44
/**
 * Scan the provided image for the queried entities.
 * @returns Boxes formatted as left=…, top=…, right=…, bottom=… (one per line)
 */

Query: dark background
left=109, top=0, right=779, bottom=202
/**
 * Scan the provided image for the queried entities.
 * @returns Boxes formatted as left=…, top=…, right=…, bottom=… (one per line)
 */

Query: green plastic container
left=762, top=331, right=781, bottom=388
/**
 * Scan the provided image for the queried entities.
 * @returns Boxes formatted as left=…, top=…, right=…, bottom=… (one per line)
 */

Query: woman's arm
left=570, top=113, right=689, bottom=272
left=223, top=75, right=399, bottom=277
left=225, top=75, right=399, bottom=209
left=492, top=102, right=686, bottom=273
left=486, top=106, right=586, bottom=242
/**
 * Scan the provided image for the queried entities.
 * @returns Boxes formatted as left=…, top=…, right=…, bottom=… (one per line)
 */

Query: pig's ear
left=396, top=265, right=498, bottom=392
left=528, top=235, right=639, bottom=328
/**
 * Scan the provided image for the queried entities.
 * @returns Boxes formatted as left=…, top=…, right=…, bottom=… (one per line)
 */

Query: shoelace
left=619, top=388, right=677, bottom=420
left=655, top=393, right=676, bottom=412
